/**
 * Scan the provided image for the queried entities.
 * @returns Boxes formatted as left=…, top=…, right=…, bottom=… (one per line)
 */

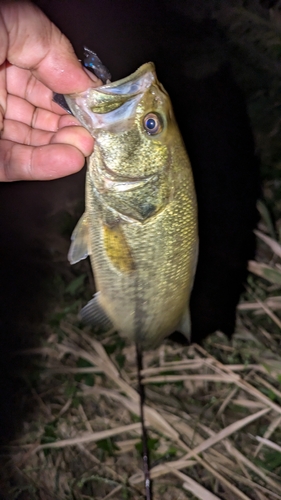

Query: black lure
left=53, top=47, right=111, bottom=113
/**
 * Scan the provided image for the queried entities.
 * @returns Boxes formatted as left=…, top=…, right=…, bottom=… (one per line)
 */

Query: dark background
left=0, top=0, right=259, bottom=447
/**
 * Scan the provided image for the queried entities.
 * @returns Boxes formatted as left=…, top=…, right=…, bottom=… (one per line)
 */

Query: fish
left=64, top=61, right=198, bottom=348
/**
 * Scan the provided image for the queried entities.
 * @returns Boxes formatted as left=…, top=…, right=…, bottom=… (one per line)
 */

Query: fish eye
left=143, top=113, right=162, bottom=135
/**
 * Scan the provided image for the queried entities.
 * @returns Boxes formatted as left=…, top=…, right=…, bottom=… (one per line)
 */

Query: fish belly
left=87, top=173, right=197, bottom=347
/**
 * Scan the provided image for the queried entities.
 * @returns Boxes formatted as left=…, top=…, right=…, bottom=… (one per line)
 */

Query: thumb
left=1, top=1, right=101, bottom=94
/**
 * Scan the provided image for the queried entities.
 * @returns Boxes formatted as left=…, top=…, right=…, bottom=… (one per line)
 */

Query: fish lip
left=96, top=156, right=155, bottom=184
left=97, top=62, right=156, bottom=94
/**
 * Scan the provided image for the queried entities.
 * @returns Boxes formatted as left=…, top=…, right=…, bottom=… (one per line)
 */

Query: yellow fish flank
left=65, top=63, right=198, bottom=348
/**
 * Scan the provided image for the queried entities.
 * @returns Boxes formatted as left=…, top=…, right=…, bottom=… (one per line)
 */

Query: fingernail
left=83, top=67, right=102, bottom=86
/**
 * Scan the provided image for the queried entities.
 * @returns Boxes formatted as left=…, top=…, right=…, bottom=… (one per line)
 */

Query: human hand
left=0, top=1, right=101, bottom=181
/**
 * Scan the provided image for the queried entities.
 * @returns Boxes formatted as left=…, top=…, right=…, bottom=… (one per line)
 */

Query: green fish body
left=65, top=63, right=198, bottom=348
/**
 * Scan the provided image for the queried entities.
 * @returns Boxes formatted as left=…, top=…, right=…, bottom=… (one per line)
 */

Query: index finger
left=6, top=64, right=68, bottom=114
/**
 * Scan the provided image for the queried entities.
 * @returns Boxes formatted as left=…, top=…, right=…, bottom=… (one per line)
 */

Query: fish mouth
left=64, top=62, right=158, bottom=135
left=96, top=62, right=156, bottom=97
left=93, top=157, right=158, bottom=193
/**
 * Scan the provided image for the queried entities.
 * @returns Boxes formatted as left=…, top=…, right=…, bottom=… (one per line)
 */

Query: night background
left=0, top=1, right=281, bottom=498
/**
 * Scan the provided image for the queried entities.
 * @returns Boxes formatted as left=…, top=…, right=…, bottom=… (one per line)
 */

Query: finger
left=0, top=62, right=6, bottom=131
left=6, top=65, right=65, bottom=113
left=0, top=14, right=8, bottom=121
left=50, top=126, right=94, bottom=156
left=0, top=139, right=87, bottom=181
left=1, top=119, right=52, bottom=146
left=0, top=8, right=8, bottom=66
left=2, top=2, right=101, bottom=93
left=5, top=94, right=60, bottom=131
left=2, top=121, right=94, bottom=156
left=4, top=94, right=81, bottom=131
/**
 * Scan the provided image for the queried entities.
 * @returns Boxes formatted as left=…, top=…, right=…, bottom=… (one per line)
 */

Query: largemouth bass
left=65, top=62, right=198, bottom=348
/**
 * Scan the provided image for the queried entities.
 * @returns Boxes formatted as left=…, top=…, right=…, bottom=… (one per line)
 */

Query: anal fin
left=80, top=292, right=113, bottom=331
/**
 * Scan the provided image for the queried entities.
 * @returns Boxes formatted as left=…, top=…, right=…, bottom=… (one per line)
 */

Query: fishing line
left=136, top=342, right=153, bottom=500
left=82, top=49, right=153, bottom=497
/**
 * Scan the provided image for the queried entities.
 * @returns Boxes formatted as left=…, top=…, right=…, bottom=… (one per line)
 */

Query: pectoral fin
left=80, top=292, right=113, bottom=330
left=68, top=213, right=91, bottom=265
left=103, top=223, right=135, bottom=272
left=176, top=307, right=191, bottom=343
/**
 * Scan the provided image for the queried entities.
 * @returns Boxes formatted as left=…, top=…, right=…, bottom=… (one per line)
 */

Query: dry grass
left=2, top=221, right=281, bottom=500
